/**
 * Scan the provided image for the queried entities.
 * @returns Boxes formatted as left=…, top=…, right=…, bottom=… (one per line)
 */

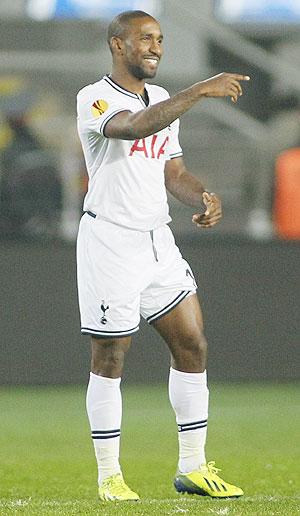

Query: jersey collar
left=104, top=75, right=149, bottom=107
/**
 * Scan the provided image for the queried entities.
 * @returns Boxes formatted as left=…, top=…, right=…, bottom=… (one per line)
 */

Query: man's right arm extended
left=104, top=72, right=250, bottom=140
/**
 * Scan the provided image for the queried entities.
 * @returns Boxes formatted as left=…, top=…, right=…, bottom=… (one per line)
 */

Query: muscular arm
left=164, top=157, right=205, bottom=208
left=165, top=157, right=222, bottom=228
left=105, top=73, right=250, bottom=140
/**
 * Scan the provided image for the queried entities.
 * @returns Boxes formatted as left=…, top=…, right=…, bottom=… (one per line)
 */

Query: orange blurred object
left=273, top=148, right=300, bottom=239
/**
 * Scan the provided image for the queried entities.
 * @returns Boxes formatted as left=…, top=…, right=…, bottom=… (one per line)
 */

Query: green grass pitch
left=0, top=383, right=299, bottom=515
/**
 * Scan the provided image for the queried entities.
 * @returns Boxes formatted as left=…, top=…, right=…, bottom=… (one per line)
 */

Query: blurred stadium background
left=0, top=0, right=299, bottom=385
left=0, top=1, right=299, bottom=514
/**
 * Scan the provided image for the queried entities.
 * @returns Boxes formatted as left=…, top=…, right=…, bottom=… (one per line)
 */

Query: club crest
left=100, top=301, right=109, bottom=325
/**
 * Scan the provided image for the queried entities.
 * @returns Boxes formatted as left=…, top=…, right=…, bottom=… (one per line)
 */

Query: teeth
left=145, top=58, right=157, bottom=64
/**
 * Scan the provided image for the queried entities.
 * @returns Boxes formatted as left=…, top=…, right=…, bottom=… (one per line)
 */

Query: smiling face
left=112, top=16, right=163, bottom=80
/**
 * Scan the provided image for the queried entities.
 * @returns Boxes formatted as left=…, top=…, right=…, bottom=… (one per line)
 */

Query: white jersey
left=77, top=75, right=183, bottom=231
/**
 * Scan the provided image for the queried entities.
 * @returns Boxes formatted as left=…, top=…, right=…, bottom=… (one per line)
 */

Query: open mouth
left=144, top=57, right=159, bottom=65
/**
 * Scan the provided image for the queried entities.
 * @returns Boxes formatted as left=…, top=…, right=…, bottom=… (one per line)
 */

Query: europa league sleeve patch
left=91, top=99, right=109, bottom=117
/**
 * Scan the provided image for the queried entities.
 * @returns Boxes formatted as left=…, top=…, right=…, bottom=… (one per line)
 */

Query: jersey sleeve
left=77, top=87, right=129, bottom=137
left=167, top=118, right=183, bottom=160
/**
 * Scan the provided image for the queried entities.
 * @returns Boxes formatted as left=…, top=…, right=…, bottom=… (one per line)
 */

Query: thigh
left=152, top=293, right=207, bottom=372
left=153, top=293, right=204, bottom=345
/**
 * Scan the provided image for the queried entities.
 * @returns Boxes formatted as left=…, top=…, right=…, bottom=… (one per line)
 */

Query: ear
left=110, top=36, right=124, bottom=55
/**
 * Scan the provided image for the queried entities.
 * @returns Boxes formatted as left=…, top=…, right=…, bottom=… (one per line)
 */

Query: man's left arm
left=164, top=157, right=222, bottom=229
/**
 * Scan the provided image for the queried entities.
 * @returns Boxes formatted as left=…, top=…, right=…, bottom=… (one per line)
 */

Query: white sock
left=169, top=367, right=209, bottom=473
left=86, top=372, right=122, bottom=485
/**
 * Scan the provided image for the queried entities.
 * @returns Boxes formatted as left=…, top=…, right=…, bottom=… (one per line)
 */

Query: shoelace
left=206, top=461, right=222, bottom=476
left=104, top=474, right=132, bottom=495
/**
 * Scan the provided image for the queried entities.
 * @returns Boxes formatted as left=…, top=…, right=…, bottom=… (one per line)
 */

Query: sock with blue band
left=169, top=367, right=209, bottom=473
left=86, top=372, right=122, bottom=484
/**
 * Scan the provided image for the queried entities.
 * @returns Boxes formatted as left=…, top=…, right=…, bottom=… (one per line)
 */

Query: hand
left=199, top=72, right=250, bottom=103
left=192, top=192, right=222, bottom=229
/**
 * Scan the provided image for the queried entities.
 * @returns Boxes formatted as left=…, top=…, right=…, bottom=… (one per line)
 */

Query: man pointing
left=76, top=9, right=249, bottom=502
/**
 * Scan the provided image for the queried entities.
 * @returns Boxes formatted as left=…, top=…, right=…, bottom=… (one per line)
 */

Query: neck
left=110, top=67, right=146, bottom=95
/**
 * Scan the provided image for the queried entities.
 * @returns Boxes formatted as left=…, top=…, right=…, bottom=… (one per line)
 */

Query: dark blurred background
left=0, top=0, right=299, bottom=384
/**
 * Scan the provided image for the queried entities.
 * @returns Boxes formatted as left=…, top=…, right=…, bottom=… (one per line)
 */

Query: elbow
left=112, top=126, right=149, bottom=140
left=124, top=114, right=154, bottom=139
left=105, top=109, right=156, bottom=140
left=126, top=125, right=153, bottom=140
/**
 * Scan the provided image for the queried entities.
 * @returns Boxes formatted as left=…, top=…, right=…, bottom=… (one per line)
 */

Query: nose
left=149, top=39, right=162, bottom=57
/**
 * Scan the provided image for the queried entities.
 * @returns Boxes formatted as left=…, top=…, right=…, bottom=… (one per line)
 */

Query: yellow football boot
left=174, top=461, right=244, bottom=498
left=98, top=473, right=140, bottom=502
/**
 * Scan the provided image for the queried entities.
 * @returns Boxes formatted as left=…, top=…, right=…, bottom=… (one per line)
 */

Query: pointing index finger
left=232, top=74, right=250, bottom=81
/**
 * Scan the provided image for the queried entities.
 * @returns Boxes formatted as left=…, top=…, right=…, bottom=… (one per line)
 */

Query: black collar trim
left=104, top=75, right=150, bottom=107
left=104, top=75, right=138, bottom=99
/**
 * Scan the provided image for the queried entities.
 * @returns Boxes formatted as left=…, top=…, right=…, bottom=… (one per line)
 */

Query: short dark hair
left=107, top=10, right=154, bottom=51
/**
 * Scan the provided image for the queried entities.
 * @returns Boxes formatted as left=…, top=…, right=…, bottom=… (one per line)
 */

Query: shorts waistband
left=84, top=210, right=96, bottom=219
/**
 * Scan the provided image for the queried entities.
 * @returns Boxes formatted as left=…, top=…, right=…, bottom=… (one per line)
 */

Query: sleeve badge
left=91, top=99, right=109, bottom=117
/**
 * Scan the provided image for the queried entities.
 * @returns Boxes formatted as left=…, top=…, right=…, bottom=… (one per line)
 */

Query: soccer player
left=76, top=10, right=249, bottom=502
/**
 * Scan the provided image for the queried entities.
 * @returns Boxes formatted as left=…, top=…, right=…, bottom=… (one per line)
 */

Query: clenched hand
left=192, top=192, right=222, bottom=229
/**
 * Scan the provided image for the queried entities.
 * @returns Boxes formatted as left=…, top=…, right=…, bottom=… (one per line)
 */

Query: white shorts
left=76, top=212, right=197, bottom=338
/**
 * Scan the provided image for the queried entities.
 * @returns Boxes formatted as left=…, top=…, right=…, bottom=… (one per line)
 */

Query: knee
left=91, top=338, right=130, bottom=378
left=183, top=329, right=207, bottom=355
left=172, top=330, right=208, bottom=372
left=198, top=330, right=208, bottom=356
left=91, top=351, right=124, bottom=377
